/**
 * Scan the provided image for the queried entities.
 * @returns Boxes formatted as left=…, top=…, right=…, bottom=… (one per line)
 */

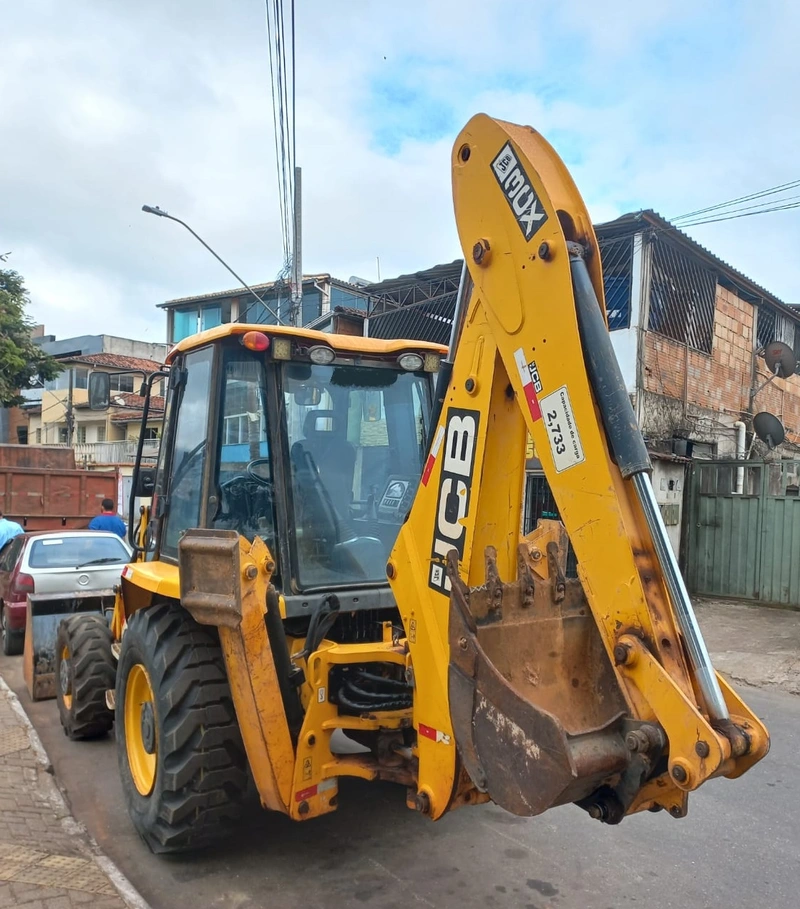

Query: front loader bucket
left=448, top=530, right=635, bottom=819
left=24, top=590, right=115, bottom=701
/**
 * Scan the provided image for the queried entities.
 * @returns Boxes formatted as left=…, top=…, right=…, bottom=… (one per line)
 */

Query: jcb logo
left=428, top=408, right=480, bottom=594
left=491, top=142, right=548, bottom=241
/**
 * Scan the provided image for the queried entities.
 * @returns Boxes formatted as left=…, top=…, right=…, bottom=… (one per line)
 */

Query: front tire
left=56, top=614, right=115, bottom=739
left=115, top=602, right=248, bottom=854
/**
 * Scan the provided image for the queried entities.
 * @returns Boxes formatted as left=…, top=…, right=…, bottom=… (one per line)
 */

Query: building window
left=142, top=427, right=159, bottom=441
left=598, top=235, right=634, bottom=330
left=330, top=286, right=369, bottom=312
left=45, top=367, right=89, bottom=391
left=59, top=427, right=68, bottom=444
left=200, top=305, right=222, bottom=332
left=109, top=374, right=135, bottom=393
left=35, top=428, right=42, bottom=444
left=97, top=424, right=106, bottom=442
left=647, top=237, right=716, bottom=353
left=76, top=426, right=87, bottom=444
left=173, top=309, right=198, bottom=342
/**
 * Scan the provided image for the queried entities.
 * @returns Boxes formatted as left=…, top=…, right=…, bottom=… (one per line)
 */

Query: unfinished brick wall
left=641, top=284, right=800, bottom=448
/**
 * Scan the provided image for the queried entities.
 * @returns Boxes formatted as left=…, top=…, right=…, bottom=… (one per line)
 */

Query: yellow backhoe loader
left=51, top=114, right=768, bottom=853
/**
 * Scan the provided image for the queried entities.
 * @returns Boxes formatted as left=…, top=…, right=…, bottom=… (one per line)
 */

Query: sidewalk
left=696, top=597, right=800, bottom=695
left=0, top=679, right=149, bottom=909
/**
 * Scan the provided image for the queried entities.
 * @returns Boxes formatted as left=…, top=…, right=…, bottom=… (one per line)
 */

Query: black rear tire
left=2, top=607, right=24, bottom=656
left=56, top=614, right=116, bottom=739
left=115, top=602, right=248, bottom=854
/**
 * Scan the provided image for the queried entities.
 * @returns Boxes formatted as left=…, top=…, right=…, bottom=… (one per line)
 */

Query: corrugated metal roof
left=160, top=274, right=369, bottom=308
left=595, top=210, right=794, bottom=318
left=362, top=260, right=463, bottom=297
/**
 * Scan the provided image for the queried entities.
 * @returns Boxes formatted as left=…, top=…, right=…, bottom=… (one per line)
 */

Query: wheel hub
left=59, top=657, right=71, bottom=697
left=140, top=702, right=156, bottom=754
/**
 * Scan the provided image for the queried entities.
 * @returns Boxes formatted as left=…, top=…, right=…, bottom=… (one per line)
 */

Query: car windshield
left=28, top=536, right=130, bottom=569
left=282, top=362, right=431, bottom=589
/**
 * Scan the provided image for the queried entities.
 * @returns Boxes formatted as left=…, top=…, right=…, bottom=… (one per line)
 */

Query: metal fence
left=685, top=458, right=800, bottom=605
left=647, top=235, right=716, bottom=353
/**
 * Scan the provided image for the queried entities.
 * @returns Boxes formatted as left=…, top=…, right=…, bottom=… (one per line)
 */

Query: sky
left=2, top=0, right=799, bottom=345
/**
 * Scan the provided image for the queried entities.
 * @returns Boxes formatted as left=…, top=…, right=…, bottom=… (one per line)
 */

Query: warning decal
left=513, top=348, right=542, bottom=422
left=421, top=425, right=446, bottom=487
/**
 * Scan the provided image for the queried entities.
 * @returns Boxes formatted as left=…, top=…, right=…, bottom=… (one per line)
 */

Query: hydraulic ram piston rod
left=569, top=243, right=729, bottom=723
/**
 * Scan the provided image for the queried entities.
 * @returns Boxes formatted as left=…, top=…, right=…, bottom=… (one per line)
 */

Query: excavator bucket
left=448, top=525, right=657, bottom=822
left=24, top=590, right=115, bottom=701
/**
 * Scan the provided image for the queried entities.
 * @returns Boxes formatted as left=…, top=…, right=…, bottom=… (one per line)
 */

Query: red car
left=0, top=533, right=31, bottom=655
left=0, top=530, right=132, bottom=656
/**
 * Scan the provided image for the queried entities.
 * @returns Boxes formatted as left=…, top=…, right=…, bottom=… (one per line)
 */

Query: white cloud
left=1, top=0, right=798, bottom=348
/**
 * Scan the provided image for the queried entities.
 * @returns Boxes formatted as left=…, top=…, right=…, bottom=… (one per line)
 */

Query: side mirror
left=88, top=372, right=111, bottom=410
left=135, top=467, right=156, bottom=498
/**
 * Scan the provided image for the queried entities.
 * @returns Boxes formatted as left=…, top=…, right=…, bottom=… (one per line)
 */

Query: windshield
left=28, top=536, right=130, bottom=569
left=282, top=362, right=431, bottom=589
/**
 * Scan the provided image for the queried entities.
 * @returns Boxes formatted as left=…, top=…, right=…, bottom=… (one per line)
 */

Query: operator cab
left=142, top=326, right=443, bottom=617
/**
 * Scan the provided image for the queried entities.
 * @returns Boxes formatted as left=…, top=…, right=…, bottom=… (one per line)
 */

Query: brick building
left=339, top=213, right=799, bottom=559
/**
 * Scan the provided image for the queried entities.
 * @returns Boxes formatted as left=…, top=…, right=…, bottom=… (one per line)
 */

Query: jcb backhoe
left=52, top=114, right=768, bottom=853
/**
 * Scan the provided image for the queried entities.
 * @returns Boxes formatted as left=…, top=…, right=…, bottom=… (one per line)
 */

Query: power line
left=670, top=178, right=800, bottom=223
left=264, top=0, right=296, bottom=276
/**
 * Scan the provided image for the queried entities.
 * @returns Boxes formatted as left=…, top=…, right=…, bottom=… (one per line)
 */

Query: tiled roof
left=62, top=353, right=164, bottom=371
left=112, top=393, right=165, bottom=410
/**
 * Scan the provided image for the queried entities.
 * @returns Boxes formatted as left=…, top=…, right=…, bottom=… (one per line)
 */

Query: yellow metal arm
left=390, top=114, right=768, bottom=823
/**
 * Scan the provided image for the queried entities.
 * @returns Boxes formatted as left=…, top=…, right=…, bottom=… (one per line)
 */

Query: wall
left=37, top=334, right=167, bottom=363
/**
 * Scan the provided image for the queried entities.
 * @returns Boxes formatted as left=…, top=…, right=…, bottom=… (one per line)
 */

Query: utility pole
left=290, top=166, right=303, bottom=327
left=65, top=368, right=74, bottom=446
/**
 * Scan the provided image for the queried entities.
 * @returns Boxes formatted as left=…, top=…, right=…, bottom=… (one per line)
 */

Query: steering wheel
left=246, top=458, right=273, bottom=487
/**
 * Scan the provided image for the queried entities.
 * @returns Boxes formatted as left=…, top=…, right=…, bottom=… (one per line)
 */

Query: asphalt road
left=1, top=652, right=797, bottom=909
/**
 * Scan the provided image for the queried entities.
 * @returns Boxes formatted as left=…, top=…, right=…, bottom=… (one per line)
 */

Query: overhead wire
left=667, top=178, right=800, bottom=231
left=264, top=0, right=296, bottom=282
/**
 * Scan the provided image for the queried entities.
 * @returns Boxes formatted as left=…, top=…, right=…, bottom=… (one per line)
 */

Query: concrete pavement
left=696, top=597, right=800, bottom=694
left=0, top=678, right=149, bottom=909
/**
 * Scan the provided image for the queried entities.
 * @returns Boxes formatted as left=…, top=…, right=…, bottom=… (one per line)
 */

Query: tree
left=0, top=269, right=62, bottom=407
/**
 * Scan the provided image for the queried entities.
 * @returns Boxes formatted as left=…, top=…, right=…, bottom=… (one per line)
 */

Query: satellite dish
left=763, top=341, right=797, bottom=378
left=753, top=412, right=786, bottom=450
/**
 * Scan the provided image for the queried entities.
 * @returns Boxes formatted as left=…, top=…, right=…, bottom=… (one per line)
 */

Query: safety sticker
left=421, top=425, right=446, bottom=486
left=302, top=757, right=312, bottom=781
left=121, top=565, right=132, bottom=579
left=317, top=687, right=326, bottom=703
left=513, top=348, right=542, bottom=422
left=295, top=777, right=337, bottom=802
left=540, top=385, right=585, bottom=473
left=419, top=723, right=451, bottom=745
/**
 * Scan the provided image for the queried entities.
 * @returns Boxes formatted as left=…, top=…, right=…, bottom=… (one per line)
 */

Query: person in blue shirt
left=88, top=499, right=127, bottom=538
left=0, top=510, right=24, bottom=550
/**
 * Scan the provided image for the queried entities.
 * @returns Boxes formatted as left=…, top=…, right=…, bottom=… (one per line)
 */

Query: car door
left=0, top=536, right=25, bottom=602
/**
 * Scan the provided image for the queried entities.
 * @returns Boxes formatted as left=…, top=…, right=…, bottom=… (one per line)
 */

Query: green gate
left=685, top=459, right=800, bottom=605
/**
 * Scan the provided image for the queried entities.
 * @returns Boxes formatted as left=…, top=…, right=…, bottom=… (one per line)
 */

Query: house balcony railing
left=73, top=440, right=160, bottom=466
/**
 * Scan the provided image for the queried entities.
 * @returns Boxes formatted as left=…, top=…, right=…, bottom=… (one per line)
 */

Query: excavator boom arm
left=390, top=114, right=768, bottom=822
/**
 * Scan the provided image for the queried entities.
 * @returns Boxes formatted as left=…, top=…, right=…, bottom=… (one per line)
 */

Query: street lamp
left=141, top=205, right=281, bottom=324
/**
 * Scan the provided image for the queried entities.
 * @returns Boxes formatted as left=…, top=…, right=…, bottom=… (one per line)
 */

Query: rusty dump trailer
left=0, top=445, right=119, bottom=531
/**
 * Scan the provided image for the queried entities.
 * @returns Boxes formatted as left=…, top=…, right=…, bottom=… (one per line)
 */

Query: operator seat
left=291, top=410, right=356, bottom=525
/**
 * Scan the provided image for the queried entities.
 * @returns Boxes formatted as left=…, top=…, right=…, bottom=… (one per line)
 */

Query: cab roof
left=166, top=323, right=448, bottom=364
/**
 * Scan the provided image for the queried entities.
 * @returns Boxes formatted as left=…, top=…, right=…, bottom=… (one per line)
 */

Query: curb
left=0, top=675, right=153, bottom=909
